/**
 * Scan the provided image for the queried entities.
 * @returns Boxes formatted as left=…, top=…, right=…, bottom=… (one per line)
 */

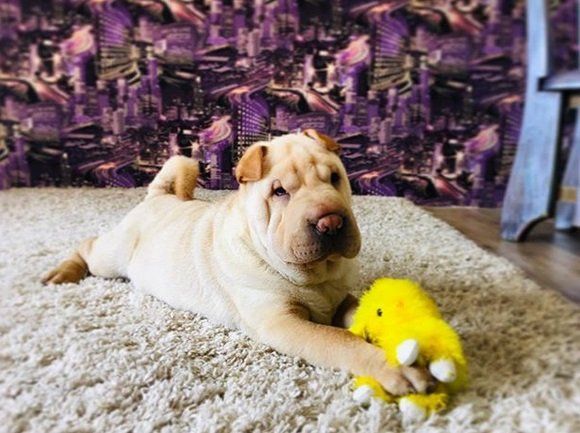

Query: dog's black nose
left=315, top=214, right=343, bottom=235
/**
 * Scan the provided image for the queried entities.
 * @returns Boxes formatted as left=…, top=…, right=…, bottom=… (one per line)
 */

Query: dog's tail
left=146, top=155, right=200, bottom=201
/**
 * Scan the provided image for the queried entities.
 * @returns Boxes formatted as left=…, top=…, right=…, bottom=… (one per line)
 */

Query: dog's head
left=235, top=130, right=361, bottom=270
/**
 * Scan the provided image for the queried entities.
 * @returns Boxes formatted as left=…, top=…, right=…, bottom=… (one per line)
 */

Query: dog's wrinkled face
left=236, top=131, right=361, bottom=268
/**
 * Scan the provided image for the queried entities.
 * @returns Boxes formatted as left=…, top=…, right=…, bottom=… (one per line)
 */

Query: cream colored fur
left=43, top=132, right=429, bottom=395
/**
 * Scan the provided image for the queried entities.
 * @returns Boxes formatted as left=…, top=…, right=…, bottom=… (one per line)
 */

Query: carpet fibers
left=1, top=188, right=579, bottom=433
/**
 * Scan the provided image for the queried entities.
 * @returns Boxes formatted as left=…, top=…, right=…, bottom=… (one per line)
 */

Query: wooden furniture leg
left=555, top=111, right=580, bottom=230
left=500, top=0, right=563, bottom=241
left=500, top=93, right=562, bottom=241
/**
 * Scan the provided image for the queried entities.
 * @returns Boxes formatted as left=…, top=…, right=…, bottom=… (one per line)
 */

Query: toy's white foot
left=353, top=385, right=374, bottom=405
left=429, top=359, right=457, bottom=383
left=399, top=398, right=427, bottom=424
left=396, top=339, right=419, bottom=366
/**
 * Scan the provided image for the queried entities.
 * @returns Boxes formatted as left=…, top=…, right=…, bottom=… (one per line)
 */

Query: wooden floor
left=426, top=207, right=580, bottom=304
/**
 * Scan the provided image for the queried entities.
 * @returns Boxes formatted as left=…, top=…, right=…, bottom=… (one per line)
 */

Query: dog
left=43, top=130, right=429, bottom=396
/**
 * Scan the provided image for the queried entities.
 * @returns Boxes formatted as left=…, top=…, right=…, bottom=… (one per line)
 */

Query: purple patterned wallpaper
left=0, top=0, right=575, bottom=206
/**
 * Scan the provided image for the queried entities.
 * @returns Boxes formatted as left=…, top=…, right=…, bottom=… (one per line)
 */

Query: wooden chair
left=501, top=0, right=580, bottom=241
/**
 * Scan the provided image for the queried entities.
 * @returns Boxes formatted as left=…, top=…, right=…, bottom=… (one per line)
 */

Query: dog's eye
left=331, top=172, right=340, bottom=185
left=376, top=308, right=382, bottom=317
left=274, top=186, right=288, bottom=197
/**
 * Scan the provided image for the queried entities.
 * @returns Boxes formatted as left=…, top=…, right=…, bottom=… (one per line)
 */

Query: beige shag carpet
left=1, top=188, right=579, bottom=433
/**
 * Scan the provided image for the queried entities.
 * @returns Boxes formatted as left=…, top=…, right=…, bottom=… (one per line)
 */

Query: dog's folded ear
left=235, top=143, right=269, bottom=183
left=303, top=129, right=341, bottom=154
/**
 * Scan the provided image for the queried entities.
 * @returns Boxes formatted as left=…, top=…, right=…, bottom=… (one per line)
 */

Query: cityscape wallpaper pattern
left=0, top=0, right=576, bottom=206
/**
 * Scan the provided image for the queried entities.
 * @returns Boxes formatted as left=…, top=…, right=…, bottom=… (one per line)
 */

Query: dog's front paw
left=399, top=365, right=432, bottom=394
left=376, top=365, right=424, bottom=396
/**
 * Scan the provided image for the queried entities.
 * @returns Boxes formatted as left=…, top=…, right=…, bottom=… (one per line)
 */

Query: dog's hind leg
left=43, top=156, right=199, bottom=285
left=43, top=223, right=136, bottom=284
left=145, top=155, right=199, bottom=201
left=42, top=237, right=96, bottom=284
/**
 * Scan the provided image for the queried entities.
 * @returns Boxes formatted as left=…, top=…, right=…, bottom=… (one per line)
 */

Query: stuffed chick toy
left=349, top=278, right=468, bottom=423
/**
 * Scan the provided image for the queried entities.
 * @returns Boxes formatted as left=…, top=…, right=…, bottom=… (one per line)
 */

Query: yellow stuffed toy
left=349, top=278, right=468, bottom=422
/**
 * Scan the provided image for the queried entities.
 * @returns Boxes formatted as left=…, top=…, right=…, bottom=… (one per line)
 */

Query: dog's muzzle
left=288, top=213, right=358, bottom=263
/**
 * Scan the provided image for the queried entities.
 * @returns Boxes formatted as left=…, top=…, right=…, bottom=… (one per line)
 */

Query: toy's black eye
left=274, top=186, right=288, bottom=197
left=331, top=172, right=340, bottom=185
left=377, top=308, right=382, bottom=317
